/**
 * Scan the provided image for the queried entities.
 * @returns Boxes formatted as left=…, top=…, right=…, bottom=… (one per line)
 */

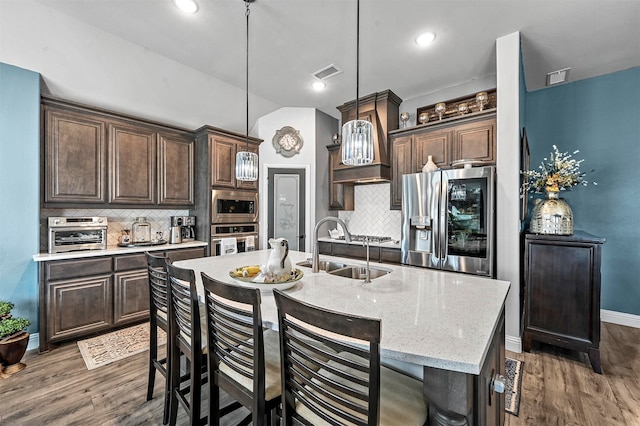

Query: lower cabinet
left=39, top=246, right=206, bottom=352
left=318, top=241, right=401, bottom=264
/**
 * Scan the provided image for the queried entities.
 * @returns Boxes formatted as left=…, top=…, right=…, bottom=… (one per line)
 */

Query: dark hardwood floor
left=1, top=322, right=638, bottom=425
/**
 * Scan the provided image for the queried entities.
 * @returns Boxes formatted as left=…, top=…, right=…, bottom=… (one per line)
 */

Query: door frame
left=261, top=165, right=311, bottom=252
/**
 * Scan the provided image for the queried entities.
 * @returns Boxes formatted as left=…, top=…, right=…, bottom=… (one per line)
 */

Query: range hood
left=334, top=90, right=402, bottom=185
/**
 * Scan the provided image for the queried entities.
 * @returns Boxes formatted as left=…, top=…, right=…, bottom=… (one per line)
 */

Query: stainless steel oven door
left=211, top=190, right=258, bottom=224
left=211, top=223, right=258, bottom=256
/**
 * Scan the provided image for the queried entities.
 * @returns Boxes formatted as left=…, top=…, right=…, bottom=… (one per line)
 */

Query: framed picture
left=520, top=127, right=530, bottom=222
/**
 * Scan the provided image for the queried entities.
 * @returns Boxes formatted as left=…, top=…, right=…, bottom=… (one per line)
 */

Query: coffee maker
left=170, top=216, right=196, bottom=243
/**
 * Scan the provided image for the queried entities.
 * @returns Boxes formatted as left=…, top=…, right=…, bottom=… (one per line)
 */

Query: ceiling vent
left=312, top=64, right=343, bottom=80
left=546, top=68, right=571, bottom=86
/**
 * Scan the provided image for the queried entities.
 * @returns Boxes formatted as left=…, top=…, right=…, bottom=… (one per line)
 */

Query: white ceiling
left=35, top=0, right=640, bottom=121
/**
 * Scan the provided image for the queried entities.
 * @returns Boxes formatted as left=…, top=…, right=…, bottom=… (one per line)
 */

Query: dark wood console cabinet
left=523, top=231, right=606, bottom=373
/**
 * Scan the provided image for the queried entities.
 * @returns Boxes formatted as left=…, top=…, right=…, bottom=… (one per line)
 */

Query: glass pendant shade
left=341, top=119, right=374, bottom=166
left=236, top=150, right=258, bottom=181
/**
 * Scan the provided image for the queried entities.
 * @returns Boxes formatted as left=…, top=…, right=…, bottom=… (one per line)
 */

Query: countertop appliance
left=401, top=166, right=495, bottom=277
left=48, top=216, right=108, bottom=254
left=170, top=216, right=196, bottom=243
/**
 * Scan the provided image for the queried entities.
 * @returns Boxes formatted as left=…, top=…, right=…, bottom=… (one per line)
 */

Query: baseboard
left=506, top=334, right=522, bottom=353
left=601, top=309, right=640, bottom=328
left=27, top=332, right=39, bottom=352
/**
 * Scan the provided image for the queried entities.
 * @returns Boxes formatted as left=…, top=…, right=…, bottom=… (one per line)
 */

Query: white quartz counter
left=32, top=240, right=209, bottom=262
left=174, top=249, right=510, bottom=375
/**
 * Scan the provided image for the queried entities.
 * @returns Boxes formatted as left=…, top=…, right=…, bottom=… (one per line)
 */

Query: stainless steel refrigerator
left=401, top=166, right=496, bottom=277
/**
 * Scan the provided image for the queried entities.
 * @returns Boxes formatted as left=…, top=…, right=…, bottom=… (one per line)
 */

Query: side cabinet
left=39, top=247, right=206, bottom=352
left=523, top=231, right=606, bottom=373
left=327, top=144, right=354, bottom=211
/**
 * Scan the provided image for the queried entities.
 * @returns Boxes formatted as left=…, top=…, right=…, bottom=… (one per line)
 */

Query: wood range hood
left=333, top=90, right=401, bottom=185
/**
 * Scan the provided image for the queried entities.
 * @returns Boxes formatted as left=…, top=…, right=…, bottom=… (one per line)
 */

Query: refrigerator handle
left=434, top=180, right=441, bottom=260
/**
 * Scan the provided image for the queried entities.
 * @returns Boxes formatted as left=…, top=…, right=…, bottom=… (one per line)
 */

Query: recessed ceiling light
left=172, top=0, right=199, bottom=14
left=312, top=81, right=326, bottom=91
left=415, top=32, right=437, bottom=46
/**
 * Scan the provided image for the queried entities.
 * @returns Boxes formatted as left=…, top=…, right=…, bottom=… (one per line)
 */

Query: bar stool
left=273, top=289, right=429, bottom=426
left=166, top=262, right=208, bottom=426
left=145, top=251, right=171, bottom=425
left=201, top=273, right=281, bottom=425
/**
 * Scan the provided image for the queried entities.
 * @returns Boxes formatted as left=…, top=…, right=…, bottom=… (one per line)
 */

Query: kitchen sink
left=296, top=260, right=391, bottom=280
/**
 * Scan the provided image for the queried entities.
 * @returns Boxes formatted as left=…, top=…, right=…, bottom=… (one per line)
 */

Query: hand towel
left=245, top=236, right=255, bottom=251
left=220, top=237, right=238, bottom=255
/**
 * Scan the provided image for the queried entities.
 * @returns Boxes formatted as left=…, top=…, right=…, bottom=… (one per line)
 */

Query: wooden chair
left=201, top=272, right=281, bottom=426
left=273, top=289, right=429, bottom=426
left=145, top=251, right=171, bottom=425
left=166, top=262, right=208, bottom=426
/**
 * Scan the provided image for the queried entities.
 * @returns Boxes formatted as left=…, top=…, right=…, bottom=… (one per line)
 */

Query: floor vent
left=312, top=64, right=343, bottom=80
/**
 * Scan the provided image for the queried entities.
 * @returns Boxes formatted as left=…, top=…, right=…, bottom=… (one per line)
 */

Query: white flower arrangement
left=522, top=145, right=596, bottom=194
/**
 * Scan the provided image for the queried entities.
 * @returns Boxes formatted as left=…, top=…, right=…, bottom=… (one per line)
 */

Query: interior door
left=267, top=168, right=305, bottom=251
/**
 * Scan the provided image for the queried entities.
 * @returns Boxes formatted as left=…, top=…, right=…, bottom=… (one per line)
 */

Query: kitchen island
left=175, top=249, right=510, bottom=425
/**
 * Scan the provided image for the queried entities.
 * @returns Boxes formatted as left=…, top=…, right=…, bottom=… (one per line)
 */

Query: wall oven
left=48, top=216, right=108, bottom=254
left=211, top=223, right=258, bottom=256
left=211, top=190, right=258, bottom=224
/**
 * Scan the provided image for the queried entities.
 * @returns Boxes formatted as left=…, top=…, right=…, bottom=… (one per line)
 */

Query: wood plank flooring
left=1, top=322, right=638, bottom=425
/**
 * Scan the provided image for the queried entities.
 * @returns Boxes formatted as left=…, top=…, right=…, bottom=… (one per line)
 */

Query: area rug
left=77, top=323, right=166, bottom=370
left=505, top=357, right=524, bottom=416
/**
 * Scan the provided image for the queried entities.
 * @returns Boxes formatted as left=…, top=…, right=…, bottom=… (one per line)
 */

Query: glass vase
left=530, top=191, right=574, bottom=235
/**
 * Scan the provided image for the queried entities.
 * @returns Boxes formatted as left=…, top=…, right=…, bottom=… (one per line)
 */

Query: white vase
left=422, top=155, right=438, bottom=173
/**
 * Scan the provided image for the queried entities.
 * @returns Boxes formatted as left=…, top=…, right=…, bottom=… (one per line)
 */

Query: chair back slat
left=274, top=289, right=381, bottom=426
left=166, top=263, right=202, bottom=354
left=146, top=252, right=169, bottom=319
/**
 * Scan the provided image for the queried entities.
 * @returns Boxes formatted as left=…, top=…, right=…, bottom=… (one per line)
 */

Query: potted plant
left=0, top=300, right=31, bottom=377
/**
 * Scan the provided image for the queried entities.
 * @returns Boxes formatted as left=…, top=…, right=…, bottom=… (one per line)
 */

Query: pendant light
left=236, top=0, right=259, bottom=181
left=341, top=0, right=374, bottom=166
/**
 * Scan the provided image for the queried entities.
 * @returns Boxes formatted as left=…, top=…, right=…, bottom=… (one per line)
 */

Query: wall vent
left=312, top=64, right=343, bottom=80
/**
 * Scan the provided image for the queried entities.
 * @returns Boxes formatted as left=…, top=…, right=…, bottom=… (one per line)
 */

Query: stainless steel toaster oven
left=48, top=216, right=108, bottom=253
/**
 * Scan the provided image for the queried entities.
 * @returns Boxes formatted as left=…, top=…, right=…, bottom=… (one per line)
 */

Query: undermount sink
left=296, top=260, right=391, bottom=280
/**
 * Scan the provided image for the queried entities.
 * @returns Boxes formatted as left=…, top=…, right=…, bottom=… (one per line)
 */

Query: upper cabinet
left=389, top=112, right=496, bottom=209
left=42, top=97, right=195, bottom=208
left=210, top=133, right=259, bottom=191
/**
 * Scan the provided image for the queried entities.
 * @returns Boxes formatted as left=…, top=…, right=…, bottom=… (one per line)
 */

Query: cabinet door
left=452, top=118, right=496, bottom=163
left=236, top=142, right=259, bottom=191
left=48, top=276, right=113, bottom=342
left=113, top=270, right=150, bottom=325
left=414, top=129, right=452, bottom=170
left=44, top=108, right=107, bottom=203
left=390, top=135, right=413, bottom=210
left=328, top=146, right=354, bottom=210
left=158, top=133, right=195, bottom=206
left=211, top=136, right=237, bottom=188
left=109, top=123, right=156, bottom=204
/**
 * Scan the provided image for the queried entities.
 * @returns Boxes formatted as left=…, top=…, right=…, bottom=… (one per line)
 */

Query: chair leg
left=168, top=342, right=180, bottom=426
left=190, top=354, right=202, bottom=425
left=147, top=321, right=158, bottom=401
left=162, top=343, right=170, bottom=425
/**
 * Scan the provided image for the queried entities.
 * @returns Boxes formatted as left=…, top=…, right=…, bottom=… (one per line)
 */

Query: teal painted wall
left=525, top=67, right=640, bottom=315
left=0, top=63, right=40, bottom=332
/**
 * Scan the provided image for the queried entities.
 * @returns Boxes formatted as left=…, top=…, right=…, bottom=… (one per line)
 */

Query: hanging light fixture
left=236, top=0, right=259, bottom=181
left=341, top=0, right=374, bottom=166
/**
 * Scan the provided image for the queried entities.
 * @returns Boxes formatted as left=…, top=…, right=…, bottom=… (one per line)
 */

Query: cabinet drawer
left=47, top=257, right=112, bottom=280
left=114, top=253, right=147, bottom=271
left=166, top=247, right=206, bottom=262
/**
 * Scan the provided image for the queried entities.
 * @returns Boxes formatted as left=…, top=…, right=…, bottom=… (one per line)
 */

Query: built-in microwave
left=211, top=190, right=258, bottom=224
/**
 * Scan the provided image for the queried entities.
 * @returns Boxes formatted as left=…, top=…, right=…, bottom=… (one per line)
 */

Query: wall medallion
left=272, top=126, right=303, bottom=157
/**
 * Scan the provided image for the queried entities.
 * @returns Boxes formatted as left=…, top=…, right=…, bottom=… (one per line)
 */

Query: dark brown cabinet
left=389, top=112, right=496, bottom=210
left=318, top=241, right=401, bottom=265
left=43, top=106, right=107, bottom=204
left=39, top=246, right=206, bottom=352
left=327, top=144, right=354, bottom=210
left=42, top=96, right=195, bottom=208
left=210, top=133, right=260, bottom=191
left=523, top=231, right=606, bottom=373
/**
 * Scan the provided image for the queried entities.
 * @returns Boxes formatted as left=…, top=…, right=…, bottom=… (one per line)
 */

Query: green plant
left=0, top=300, right=30, bottom=341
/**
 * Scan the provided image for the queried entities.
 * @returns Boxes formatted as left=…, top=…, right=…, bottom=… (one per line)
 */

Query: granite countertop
left=174, top=249, right=510, bottom=375
left=32, top=240, right=209, bottom=262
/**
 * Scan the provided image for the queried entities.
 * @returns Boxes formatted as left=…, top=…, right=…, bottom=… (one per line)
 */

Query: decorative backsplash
left=338, top=184, right=401, bottom=240
left=40, top=208, right=190, bottom=251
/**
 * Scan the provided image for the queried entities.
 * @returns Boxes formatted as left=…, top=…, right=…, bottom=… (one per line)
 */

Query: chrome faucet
left=312, top=217, right=351, bottom=273
left=363, top=236, right=371, bottom=283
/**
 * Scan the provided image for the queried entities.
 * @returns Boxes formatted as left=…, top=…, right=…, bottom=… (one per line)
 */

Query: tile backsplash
left=40, top=208, right=190, bottom=251
left=338, top=184, right=401, bottom=240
